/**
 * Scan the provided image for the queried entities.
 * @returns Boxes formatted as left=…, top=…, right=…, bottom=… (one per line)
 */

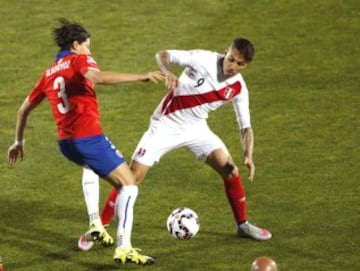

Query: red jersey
left=28, top=52, right=103, bottom=139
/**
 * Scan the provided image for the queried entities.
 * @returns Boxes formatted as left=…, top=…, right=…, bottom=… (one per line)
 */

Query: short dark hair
left=52, top=18, right=90, bottom=51
left=232, top=38, right=255, bottom=62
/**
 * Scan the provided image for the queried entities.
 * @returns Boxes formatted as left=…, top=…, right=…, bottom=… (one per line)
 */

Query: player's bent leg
left=112, top=186, right=154, bottom=265
left=106, top=165, right=154, bottom=265
left=205, top=148, right=237, bottom=178
left=129, top=160, right=151, bottom=184
left=106, top=162, right=136, bottom=187
left=96, top=161, right=150, bottom=238
left=113, top=247, right=154, bottom=265
left=206, top=149, right=272, bottom=241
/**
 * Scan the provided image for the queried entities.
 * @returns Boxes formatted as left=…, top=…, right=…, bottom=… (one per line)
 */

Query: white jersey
left=151, top=49, right=251, bottom=131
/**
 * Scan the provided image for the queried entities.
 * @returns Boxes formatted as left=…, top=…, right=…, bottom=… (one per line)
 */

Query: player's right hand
left=165, top=72, right=179, bottom=90
left=8, top=144, right=24, bottom=165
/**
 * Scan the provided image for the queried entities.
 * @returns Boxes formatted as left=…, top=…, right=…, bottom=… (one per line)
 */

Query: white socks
left=115, top=185, right=138, bottom=248
left=82, top=167, right=139, bottom=248
left=81, top=167, right=101, bottom=226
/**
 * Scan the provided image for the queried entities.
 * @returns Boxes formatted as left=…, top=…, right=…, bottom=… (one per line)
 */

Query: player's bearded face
left=222, top=47, right=248, bottom=76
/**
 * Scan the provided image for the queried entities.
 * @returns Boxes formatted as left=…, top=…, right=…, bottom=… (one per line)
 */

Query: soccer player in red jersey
left=78, top=38, right=272, bottom=251
left=7, top=18, right=164, bottom=265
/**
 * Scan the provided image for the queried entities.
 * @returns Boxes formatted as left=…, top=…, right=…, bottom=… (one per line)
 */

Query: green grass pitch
left=1, top=0, right=359, bottom=270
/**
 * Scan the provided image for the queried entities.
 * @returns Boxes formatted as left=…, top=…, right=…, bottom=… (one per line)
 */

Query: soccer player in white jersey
left=78, top=38, right=272, bottom=251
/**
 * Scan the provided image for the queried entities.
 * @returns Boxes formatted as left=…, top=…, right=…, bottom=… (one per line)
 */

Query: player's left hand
left=243, top=156, right=255, bottom=182
left=8, top=144, right=24, bottom=165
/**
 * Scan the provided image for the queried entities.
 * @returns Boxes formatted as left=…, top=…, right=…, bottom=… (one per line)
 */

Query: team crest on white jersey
left=136, top=148, right=146, bottom=157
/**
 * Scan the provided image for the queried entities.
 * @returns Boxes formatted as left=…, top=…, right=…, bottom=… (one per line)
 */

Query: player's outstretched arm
left=8, top=97, right=38, bottom=165
left=85, top=69, right=164, bottom=85
left=155, top=50, right=179, bottom=90
left=241, top=127, right=255, bottom=182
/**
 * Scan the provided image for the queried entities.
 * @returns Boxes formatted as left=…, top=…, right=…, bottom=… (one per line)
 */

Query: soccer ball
left=166, top=207, right=200, bottom=240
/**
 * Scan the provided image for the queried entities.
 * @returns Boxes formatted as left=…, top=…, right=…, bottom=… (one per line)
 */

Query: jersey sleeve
left=28, top=74, right=46, bottom=104
left=73, top=55, right=100, bottom=76
left=232, top=78, right=251, bottom=130
left=167, top=49, right=208, bottom=67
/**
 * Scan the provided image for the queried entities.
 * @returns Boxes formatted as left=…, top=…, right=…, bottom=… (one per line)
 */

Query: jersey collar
left=55, top=50, right=75, bottom=61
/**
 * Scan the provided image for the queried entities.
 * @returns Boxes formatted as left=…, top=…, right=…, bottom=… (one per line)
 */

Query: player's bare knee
left=224, top=162, right=239, bottom=178
left=113, top=182, right=123, bottom=189
left=229, top=167, right=239, bottom=178
left=105, top=176, right=123, bottom=189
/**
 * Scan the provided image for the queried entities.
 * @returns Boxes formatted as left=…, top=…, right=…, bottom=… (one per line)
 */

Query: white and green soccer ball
left=167, top=207, right=200, bottom=240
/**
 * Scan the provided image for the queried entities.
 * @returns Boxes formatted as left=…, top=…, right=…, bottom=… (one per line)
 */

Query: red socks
left=100, top=187, right=118, bottom=226
left=223, top=175, right=247, bottom=224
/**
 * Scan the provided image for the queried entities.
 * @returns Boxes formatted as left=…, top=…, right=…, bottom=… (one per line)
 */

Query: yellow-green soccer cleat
left=113, top=247, right=155, bottom=265
left=87, top=223, right=114, bottom=247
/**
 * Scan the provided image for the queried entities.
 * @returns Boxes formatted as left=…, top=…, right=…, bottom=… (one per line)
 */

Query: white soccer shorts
left=131, top=123, right=228, bottom=166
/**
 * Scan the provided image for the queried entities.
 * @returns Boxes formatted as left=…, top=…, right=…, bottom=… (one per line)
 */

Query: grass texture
left=1, top=0, right=359, bottom=270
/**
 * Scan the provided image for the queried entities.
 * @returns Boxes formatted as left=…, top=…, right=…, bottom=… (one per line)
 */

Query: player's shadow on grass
left=0, top=197, right=87, bottom=269
left=80, top=261, right=148, bottom=271
left=143, top=223, right=239, bottom=239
